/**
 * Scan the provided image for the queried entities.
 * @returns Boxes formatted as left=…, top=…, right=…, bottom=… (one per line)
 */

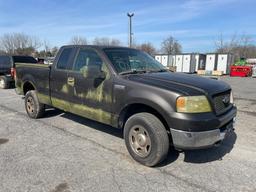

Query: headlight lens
left=176, top=96, right=212, bottom=113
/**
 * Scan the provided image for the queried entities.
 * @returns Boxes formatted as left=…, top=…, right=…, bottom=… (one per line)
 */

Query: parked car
left=15, top=45, right=237, bottom=166
left=0, top=55, right=37, bottom=89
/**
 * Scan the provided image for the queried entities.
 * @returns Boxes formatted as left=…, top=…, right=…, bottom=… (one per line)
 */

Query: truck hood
left=127, top=72, right=231, bottom=96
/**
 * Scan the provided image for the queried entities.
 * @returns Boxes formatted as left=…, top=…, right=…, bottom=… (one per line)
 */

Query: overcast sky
left=0, top=0, right=255, bottom=52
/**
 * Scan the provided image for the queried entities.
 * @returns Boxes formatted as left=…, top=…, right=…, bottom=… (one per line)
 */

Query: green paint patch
left=16, top=63, right=49, bottom=68
left=37, top=93, right=51, bottom=105
left=51, top=97, right=112, bottom=125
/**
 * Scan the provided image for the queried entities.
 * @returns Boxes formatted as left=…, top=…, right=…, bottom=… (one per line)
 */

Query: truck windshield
left=103, top=48, right=166, bottom=74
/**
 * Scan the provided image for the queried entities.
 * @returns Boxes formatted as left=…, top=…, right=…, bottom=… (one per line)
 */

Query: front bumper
left=169, top=106, right=237, bottom=149
left=171, top=118, right=235, bottom=149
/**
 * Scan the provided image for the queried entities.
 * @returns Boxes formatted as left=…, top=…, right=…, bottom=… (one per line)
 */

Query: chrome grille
left=213, top=92, right=231, bottom=115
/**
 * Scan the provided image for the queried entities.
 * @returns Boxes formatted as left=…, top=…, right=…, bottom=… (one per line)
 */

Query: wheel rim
left=26, top=96, right=35, bottom=114
left=0, top=79, right=4, bottom=88
left=129, top=125, right=152, bottom=158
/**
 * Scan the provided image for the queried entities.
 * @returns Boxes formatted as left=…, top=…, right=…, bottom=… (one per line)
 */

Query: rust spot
left=50, top=182, right=69, bottom=192
left=0, top=138, right=9, bottom=145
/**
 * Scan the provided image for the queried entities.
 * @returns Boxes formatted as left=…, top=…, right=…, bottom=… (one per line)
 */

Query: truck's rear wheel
left=124, top=112, right=169, bottom=167
left=0, top=76, right=9, bottom=89
left=25, top=90, right=45, bottom=119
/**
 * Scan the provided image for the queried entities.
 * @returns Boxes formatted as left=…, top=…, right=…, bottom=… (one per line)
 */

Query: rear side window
left=13, top=56, right=37, bottom=63
left=56, top=48, right=73, bottom=70
left=0, top=56, right=11, bottom=67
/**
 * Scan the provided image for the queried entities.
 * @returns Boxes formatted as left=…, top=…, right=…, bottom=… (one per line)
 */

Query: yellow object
left=197, top=70, right=206, bottom=75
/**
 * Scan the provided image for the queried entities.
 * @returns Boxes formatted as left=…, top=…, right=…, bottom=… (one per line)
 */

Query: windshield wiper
left=119, top=69, right=147, bottom=75
left=148, top=69, right=168, bottom=73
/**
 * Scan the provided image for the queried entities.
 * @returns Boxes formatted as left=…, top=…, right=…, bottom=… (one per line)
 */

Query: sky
left=0, top=0, right=256, bottom=53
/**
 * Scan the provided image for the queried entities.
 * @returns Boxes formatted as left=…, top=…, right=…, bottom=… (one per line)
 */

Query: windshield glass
left=103, top=48, right=166, bottom=74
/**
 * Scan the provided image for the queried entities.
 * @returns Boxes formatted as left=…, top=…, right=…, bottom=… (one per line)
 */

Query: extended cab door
left=50, top=47, right=77, bottom=111
left=67, top=48, right=113, bottom=125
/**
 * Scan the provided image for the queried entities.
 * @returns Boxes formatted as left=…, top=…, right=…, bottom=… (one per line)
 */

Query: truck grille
left=213, top=92, right=231, bottom=115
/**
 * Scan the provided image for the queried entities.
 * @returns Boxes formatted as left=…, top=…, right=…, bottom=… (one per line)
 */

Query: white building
left=155, top=53, right=232, bottom=74
left=205, top=53, right=234, bottom=74
left=155, top=54, right=202, bottom=73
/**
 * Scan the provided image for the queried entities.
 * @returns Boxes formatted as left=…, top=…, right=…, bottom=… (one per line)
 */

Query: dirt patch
left=0, top=138, right=9, bottom=145
left=50, top=182, right=70, bottom=192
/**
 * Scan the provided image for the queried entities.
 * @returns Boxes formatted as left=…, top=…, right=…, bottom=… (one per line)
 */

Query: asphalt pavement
left=0, top=76, right=255, bottom=192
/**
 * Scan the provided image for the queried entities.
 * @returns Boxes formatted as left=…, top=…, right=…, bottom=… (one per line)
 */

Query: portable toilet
left=217, top=53, right=233, bottom=74
left=155, top=55, right=162, bottom=63
left=206, top=54, right=217, bottom=71
left=175, top=55, right=183, bottom=72
left=161, top=55, right=168, bottom=66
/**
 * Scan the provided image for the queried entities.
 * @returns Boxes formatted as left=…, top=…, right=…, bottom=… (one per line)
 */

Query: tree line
left=0, top=32, right=183, bottom=58
left=0, top=32, right=255, bottom=61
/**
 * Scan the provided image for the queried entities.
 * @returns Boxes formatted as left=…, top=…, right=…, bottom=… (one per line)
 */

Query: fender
left=117, top=88, right=176, bottom=128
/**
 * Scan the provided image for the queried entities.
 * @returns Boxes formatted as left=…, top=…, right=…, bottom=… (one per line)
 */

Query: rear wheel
left=124, top=112, right=169, bottom=167
left=0, top=76, right=9, bottom=89
left=25, top=90, right=45, bottom=118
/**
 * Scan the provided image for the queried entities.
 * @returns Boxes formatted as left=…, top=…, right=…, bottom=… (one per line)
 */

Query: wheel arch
left=118, top=103, right=170, bottom=134
left=22, top=81, right=36, bottom=95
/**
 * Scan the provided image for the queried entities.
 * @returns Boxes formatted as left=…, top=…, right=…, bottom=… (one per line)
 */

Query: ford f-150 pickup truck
left=15, top=45, right=237, bottom=166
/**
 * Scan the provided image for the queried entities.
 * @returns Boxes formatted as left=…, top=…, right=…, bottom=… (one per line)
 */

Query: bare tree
left=70, top=36, right=87, bottom=45
left=0, top=33, right=41, bottom=55
left=51, top=46, right=59, bottom=57
left=93, top=37, right=121, bottom=46
left=136, top=42, right=156, bottom=56
left=161, top=36, right=182, bottom=55
left=215, top=33, right=256, bottom=60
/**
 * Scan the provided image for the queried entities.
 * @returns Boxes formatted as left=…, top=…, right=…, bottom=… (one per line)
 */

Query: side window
left=56, top=48, right=73, bottom=70
left=73, top=49, right=103, bottom=72
left=0, top=56, right=11, bottom=67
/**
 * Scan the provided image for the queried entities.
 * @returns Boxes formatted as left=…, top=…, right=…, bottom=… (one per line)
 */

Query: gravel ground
left=0, top=76, right=255, bottom=192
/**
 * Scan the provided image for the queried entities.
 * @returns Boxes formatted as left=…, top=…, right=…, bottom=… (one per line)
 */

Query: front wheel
left=25, top=90, right=45, bottom=119
left=124, top=112, right=169, bottom=167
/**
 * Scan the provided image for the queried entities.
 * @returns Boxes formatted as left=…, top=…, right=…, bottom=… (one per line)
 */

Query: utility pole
left=127, top=13, right=134, bottom=48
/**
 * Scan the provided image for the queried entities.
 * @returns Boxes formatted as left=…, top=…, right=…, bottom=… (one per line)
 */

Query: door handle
left=67, top=77, right=75, bottom=86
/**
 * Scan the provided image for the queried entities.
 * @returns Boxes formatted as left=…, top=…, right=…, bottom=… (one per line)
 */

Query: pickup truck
left=0, top=55, right=37, bottom=89
left=15, top=45, right=237, bottom=166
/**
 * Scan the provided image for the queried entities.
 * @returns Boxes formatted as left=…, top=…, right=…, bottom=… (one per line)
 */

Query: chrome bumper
left=170, top=118, right=235, bottom=149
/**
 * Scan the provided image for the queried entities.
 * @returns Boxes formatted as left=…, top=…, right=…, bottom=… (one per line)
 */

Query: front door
left=68, top=48, right=113, bottom=125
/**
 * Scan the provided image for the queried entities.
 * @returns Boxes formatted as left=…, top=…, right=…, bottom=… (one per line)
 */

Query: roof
left=60, top=45, right=132, bottom=50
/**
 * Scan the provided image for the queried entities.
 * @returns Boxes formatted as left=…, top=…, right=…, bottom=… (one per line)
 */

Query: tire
left=24, top=90, right=45, bottom=119
left=0, top=76, right=9, bottom=89
left=124, top=112, right=169, bottom=167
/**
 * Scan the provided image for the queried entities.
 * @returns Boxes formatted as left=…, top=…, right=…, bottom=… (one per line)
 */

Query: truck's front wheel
left=25, top=90, right=45, bottom=119
left=124, top=113, right=169, bottom=167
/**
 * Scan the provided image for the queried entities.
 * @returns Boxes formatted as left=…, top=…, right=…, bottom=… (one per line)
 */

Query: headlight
left=176, top=96, right=212, bottom=113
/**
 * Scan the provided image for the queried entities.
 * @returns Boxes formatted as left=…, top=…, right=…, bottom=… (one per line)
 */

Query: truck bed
left=15, top=63, right=51, bottom=104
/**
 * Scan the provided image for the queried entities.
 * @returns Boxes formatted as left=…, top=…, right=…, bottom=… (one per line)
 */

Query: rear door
left=50, top=47, right=77, bottom=111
